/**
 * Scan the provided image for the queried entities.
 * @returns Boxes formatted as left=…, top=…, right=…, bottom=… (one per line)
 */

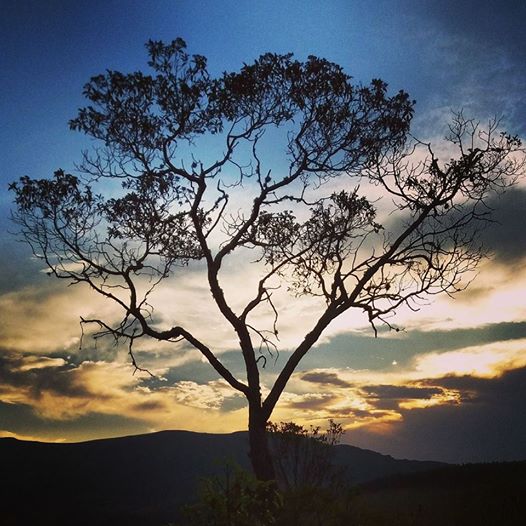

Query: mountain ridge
left=0, top=429, right=443, bottom=525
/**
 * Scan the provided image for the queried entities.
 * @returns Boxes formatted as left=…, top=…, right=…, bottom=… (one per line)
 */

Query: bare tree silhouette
left=10, top=39, right=524, bottom=480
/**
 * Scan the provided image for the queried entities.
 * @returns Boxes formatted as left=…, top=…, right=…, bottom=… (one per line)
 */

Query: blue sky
left=3, top=0, right=525, bottom=202
left=1, top=0, right=526, bottom=463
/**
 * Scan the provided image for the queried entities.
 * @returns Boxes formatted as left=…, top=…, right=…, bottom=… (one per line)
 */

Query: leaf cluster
left=247, top=190, right=380, bottom=295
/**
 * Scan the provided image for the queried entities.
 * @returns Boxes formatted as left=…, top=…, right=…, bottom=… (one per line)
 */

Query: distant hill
left=334, top=441, right=442, bottom=485
left=0, top=430, right=442, bottom=525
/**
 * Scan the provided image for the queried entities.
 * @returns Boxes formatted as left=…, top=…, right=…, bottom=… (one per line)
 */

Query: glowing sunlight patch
left=412, top=339, right=526, bottom=378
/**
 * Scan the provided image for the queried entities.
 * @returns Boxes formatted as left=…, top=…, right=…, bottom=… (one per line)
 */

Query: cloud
left=15, top=355, right=67, bottom=371
left=2, top=123, right=524, bottom=451
left=480, top=187, right=526, bottom=265
left=403, top=1, right=526, bottom=138
left=347, top=366, right=526, bottom=463
left=411, top=339, right=526, bottom=379
left=130, top=400, right=168, bottom=412
left=423, top=367, right=526, bottom=406
left=362, top=384, right=444, bottom=400
left=2, top=319, right=525, bottom=463
left=0, top=348, right=248, bottom=439
left=289, top=321, right=526, bottom=374
left=408, top=0, right=526, bottom=65
left=0, top=282, right=121, bottom=354
left=168, top=379, right=244, bottom=410
left=0, top=350, right=92, bottom=404
left=279, top=392, right=340, bottom=412
left=300, top=371, right=352, bottom=387
left=266, top=330, right=526, bottom=439
left=281, top=340, right=526, bottom=463
left=391, top=260, right=526, bottom=332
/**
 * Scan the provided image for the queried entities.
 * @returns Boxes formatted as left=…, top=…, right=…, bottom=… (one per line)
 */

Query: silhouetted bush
left=179, top=422, right=355, bottom=526
left=178, top=464, right=282, bottom=525
left=178, top=463, right=355, bottom=526
left=267, top=420, right=346, bottom=491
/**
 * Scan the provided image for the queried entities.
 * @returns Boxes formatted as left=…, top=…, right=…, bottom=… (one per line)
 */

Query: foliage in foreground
left=177, top=460, right=526, bottom=526
left=177, top=465, right=354, bottom=526
left=178, top=421, right=353, bottom=526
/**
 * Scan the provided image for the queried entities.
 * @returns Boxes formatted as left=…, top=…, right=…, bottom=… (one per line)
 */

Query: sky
left=1, top=0, right=526, bottom=464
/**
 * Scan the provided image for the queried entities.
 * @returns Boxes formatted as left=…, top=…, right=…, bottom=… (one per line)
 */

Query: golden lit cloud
left=411, top=339, right=526, bottom=379
left=0, top=283, right=118, bottom=353
left=392, top=259, right=526, bottom=333
left=0, top=352, right=248, bottom=439
left=268, top=335, right=526, bottom=434
left=0, top=429, right=66, bottom=443
left=15, top=356, right=67, bottom=371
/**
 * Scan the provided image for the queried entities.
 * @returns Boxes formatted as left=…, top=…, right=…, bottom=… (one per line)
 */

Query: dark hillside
left=351, top=461, right=526, bottom=526
left=334, top=443, right=442, bottom=485
left=0, top=430, right=441, bottom=525
left=1, top=431, right=249, bottom=525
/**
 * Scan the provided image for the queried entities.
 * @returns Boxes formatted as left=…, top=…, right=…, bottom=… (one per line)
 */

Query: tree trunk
left=248, top=402, right=276, bottom=481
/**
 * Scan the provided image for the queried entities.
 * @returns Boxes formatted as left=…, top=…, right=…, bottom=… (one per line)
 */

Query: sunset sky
left=1, top=0, right=525, bottom=464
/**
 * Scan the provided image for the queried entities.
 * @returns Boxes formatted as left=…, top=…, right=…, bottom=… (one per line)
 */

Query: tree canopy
left=10, top=39, right=524, bottom=480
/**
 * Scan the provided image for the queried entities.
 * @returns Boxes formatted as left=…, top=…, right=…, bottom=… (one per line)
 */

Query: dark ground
left=1, top=430, right=524, bottom=525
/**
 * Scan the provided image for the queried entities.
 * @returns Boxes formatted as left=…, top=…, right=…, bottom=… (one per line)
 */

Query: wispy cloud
left=0, top=349, right=248, bottom=437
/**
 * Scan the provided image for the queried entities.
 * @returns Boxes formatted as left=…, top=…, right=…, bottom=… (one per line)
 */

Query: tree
left=10, top=39, right=524, bottom=481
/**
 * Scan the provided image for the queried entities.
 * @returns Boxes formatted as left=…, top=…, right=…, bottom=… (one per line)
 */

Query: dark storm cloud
left=479, top=187, right=526, bottom=265
left=362, top=384, right=446, bottom=411
left=0, top=350, right=84, bottom=398
left=363, top=385, right=444, bottom=400
left=348, top=366, right=526, bottom=463
left=0, top=350, right=92, bottom=399
left=425, top=367, right=526, bottom=405
left=284, top=394, right=339, bottom=411
left=301, top=371, right=352, bottom=387
left=130, top=400, right=168, bottom=412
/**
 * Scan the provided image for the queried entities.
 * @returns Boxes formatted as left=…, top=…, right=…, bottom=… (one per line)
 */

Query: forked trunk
left=248, top=403, right=276, bottom=481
